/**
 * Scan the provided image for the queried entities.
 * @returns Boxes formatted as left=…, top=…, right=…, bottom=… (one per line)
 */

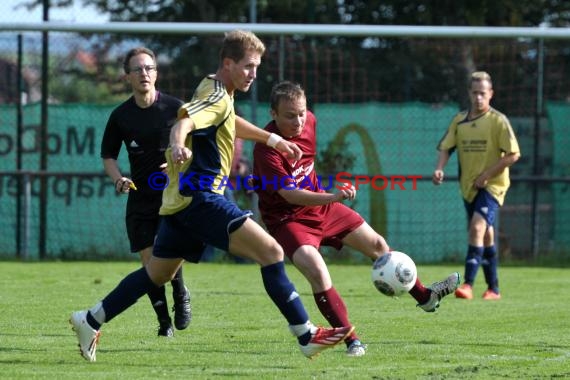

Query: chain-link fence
left=0, top=26, right=569, bottom=263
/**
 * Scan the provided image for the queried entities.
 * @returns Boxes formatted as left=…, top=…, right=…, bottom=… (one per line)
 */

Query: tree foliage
left=19, top=0, right=570, bottom=109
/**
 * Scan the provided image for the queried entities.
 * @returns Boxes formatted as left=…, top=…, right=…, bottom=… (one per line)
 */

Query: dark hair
left=123, top=47, right=156, bottom=73
left=219, top=30, right=265, bottom=65
left=270, top=81, right=305, bottom=111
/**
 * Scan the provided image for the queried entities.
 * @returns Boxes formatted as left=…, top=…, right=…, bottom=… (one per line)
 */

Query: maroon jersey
left=253, top=111, right=327, bottom=227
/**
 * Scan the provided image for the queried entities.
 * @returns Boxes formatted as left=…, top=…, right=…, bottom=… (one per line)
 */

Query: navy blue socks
left=91, top=267, right=158, bottom=325
left=260, top=261, right=309, bottom=326
left=464, top=245, right=484, bottom=285
left=482, top=246, right=499, bottom=292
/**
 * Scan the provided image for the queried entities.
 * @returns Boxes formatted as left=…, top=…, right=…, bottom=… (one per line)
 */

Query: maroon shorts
left=268, top=202, right=364, bottom=259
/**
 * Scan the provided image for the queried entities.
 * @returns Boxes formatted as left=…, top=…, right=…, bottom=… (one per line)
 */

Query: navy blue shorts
left=463, top=189, right=500, bottom=227
left=153, top=191, right=252, bottom=262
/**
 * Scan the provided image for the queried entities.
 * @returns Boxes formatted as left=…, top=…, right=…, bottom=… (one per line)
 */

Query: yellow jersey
left=160, top=76, right=235, bottom=215
left=437, top=107, right=520, bottom=205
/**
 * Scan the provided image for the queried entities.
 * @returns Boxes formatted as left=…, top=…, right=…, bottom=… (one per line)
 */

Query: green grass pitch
left=1, top=262, right=568, bottom=379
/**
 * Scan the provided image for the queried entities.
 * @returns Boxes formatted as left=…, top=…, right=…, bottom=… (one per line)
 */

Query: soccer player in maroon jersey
left=253, top=81, right=460, bottom=356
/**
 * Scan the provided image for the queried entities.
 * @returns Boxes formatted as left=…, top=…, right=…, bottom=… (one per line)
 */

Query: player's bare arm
left=236, top=115, right=302, bottom=160
left=102, top=158, right=135, bottom=193
left=432, top=149, right=451, bottom=185
left=102, top=158, right=123, bottom=185
left=277, top=186, right=355, bottom=206
left=169, top=117, right=194, bottom=165
left=473, top=152, right=520, bottom=189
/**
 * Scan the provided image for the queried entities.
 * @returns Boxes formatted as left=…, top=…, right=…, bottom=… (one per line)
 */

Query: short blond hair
left=219, top=30, right=266, bottom=64
left=471, top=71, right=492, bottom=87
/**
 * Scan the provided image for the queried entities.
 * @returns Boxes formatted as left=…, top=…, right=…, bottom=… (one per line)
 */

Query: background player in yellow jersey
left=433, top=71, right=520, bottom=300
left=70, top=30, right=352, bottom=362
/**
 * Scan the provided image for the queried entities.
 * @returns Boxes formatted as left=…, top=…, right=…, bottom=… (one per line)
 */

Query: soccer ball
left=371, top=251, right=417, bottom=297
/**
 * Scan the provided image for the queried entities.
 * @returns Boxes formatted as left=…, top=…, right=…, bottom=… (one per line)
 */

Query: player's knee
left=484, top=229, right=494, bottom=245
left=147, top=268, right=174, bottom=286
left=249, top=240, right=284, bottom=266
left=265, top=241, right=284, bottom=261
left=469, top=221, right=486, bottom=238
left=307, top=268, right=330, bottom=288
left=148, top=273, right=170, bottom=287
left=363, top=235, right=389, bottom=260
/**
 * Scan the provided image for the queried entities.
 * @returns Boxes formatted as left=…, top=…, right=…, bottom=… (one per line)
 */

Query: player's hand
left=246, top=175, right=256, bottom=191
left=115, top=177, right=135, bottom=194
left=337, top=184, right=356, bottom=201
left=171, top=144, right=192, bottom=165
left=159, top=162, right=168, bottom=174
left=473, top=174, right=489, bottom=189
left=432, top=169, right=444, bottom=185
left=276, top=140, right=303, bottom=161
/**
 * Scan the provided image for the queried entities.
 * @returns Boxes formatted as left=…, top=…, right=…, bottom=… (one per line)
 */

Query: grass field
left=1, top=261, right=568, bottom=379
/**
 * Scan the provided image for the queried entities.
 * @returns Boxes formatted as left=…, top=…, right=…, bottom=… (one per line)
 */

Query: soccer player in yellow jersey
left=433, top=71, right=520, bottom=300
left=70, top=30, right=352, bottom=362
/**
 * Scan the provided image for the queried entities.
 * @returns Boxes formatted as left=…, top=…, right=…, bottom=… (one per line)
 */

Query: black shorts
left=125, top=192, right=162, bottom=253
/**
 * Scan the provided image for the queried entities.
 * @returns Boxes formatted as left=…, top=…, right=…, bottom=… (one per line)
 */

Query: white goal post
left=1, top=21, right=570, bottom=39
